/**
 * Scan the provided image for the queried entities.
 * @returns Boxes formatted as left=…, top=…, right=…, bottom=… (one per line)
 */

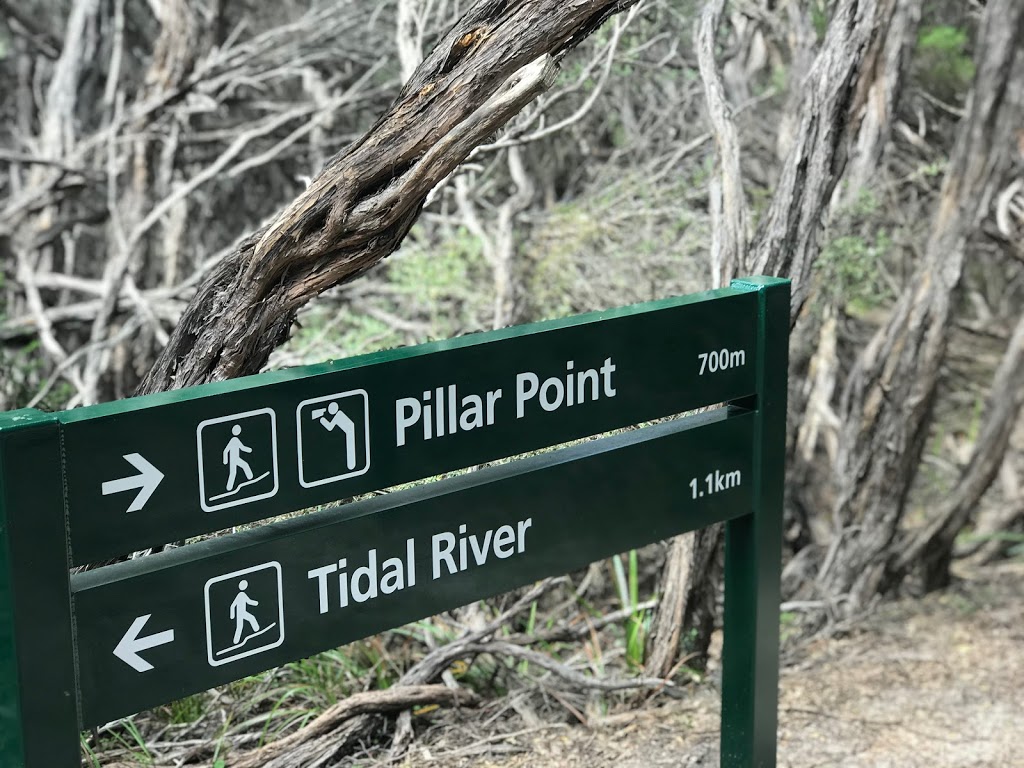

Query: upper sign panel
left=60, top=286, right=758, bottom=564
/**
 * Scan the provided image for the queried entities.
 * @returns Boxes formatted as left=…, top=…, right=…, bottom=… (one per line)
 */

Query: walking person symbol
left=223, top=424, right=254, bottom=491
left=207, top=561, right=284, bottom=664
left=230, top=580, right=260, bottom=645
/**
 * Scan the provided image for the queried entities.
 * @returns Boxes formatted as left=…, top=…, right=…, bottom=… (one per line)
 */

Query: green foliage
left=914, top=25, right=975, bottom=100
left=274, top=227, right=492, bottom=367
left=0, top=338, right=75, bottom=412
left=770, top=64, right=788, bottom=95
left=278, top=644, right=398, bottom=709
left=165, top=694, right=205, bottom=724
left=388, top=227, right=489, bottom=336
left=0, top=272, right=74, bottom=410
left=524, top=203, right=600, bottom=320
left=810, top=1, right=830, bottom=41
left=521, top=176, right=702, bottom=323
left=80, top=735, right=101, bottom=768
left=612, top=550, right=650, bottom=670
left=779, top=610, right=800, bottom=644
left=85, top=717, right=154, bottom=766
left=817, top=190, right=893, bottom=315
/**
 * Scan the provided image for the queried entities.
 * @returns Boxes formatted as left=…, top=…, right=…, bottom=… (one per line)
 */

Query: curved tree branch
left=137, top=0, right=642, bottom=394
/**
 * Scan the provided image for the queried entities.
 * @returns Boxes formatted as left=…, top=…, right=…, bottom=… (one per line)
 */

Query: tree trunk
left=838, top=0, right=920, bottom=202
left=894, top=307, right=1024, bottom=589
left=749, top=0, right=890, bottom=318
left=136, top=0, right=642, bottom=395
left=820, top=0, right=1024, bottom=613
left=647, top=0, right=900, bottom=675
left=645, top=526, right=722, bottom=679
left=782, top=0, right=920, bottom=561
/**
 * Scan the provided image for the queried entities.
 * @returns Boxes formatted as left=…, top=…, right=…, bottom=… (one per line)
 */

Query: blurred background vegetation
left=2, top=0, right=1022, bottom=764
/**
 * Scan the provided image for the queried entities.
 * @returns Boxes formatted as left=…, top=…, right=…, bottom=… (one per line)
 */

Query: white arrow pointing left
left=101, top=453, right=164, bottom=512
left=114, top=614, right=175, bottom=672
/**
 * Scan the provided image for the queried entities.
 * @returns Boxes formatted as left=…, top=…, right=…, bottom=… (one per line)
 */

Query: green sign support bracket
left=0, top=410, right=81, bottom=767
left=0, top=277, right=789, bottom=767
left=723, top=276, right=789, bottom=767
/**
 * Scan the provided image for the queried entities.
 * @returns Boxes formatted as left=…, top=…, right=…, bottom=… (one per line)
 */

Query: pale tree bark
left=136, top=0, right=643, bottom=395
left=81, top=0, right=199, bottom=403
left=647, top=0, right=898, bottom=677
left=396, top=0, right=426, bottom=83
left=10, top=0, right=103, bottom=401
left=750, top=0, right=893, bottom=317
left=820, top=0, right=1024, bottom=613
left=838, top=0, right=920, bottom=202
left=455, top=144, right=534, bottom=330
left=893, top=308, right=1024, bottom=589
left=696, top=0, right=748, bottom=288
left=786, top=0, right=921, bottom=553
left=646, top=0, right=748, bottom=679
left=644, top=526, right=721, bottom=679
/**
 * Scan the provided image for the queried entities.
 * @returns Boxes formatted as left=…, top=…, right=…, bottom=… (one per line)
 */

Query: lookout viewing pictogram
left=296, top=390, right=370, bottom=488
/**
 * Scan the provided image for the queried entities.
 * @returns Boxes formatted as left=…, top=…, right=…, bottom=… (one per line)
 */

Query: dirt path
left=405, top=561, right=1024, bottom=767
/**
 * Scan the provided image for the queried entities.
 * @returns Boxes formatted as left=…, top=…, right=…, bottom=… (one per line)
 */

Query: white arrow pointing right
left=101, top=453, right=164, bottom=513
left=114, top=614, right=175, bottom=672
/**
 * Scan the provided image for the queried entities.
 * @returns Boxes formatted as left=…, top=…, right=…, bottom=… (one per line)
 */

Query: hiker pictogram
left=204, top=562, right=284, bottom=666
left=230, top=579, right=260, bottom=643
left=296, top=390, right=370, bottom=488
left=223, top=425, right=254, bottom=492
left=197, top=408, right=279, bottom=512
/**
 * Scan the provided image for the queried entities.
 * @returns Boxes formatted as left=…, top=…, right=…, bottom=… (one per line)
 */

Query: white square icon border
left=295, top=389, right=371, bottom=489
left=204, top=561, right=285, bottom=667
left=196, top=408, right=280, bottom=512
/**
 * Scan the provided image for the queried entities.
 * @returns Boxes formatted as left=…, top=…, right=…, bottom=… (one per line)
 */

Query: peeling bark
left=821, top=0, right=1024, bottom=611
left=751, top=0, right=884, bottom=319
left=894, top=309, right=1024, bottom=590
left=137, top=0, right=640, bottom=395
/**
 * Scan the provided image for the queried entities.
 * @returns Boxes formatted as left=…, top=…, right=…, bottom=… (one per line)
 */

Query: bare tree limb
left=696, top=0, right=748, bottom=286
left=228, top=685, right=481, bottom=768
left=893, top=308, right=1024, bottom=587
left=822, top=0, right=1024, bottom=610
left=137, top=0, right=646, bottom=394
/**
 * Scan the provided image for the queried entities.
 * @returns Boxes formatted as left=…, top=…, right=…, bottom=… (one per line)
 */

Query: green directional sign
left=60, top=287, right=758, bottom=564
left=0, top=277, right=789, bottom=768
left=74, top=409, right=754, bottom=724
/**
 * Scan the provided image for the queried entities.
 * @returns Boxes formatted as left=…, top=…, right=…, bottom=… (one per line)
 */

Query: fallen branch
left=228, top=684, right=481, bottom=768
left=459, top=641, right=672, bottom=693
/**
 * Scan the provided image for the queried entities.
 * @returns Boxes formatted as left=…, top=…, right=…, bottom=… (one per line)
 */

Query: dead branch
left=228, top=685, right=481, bottom=768
left=893, top=308, right=1024, bottom=588
left=458, top=641, right=671, bottom=692
left=696, top=0, right=748, bottom=286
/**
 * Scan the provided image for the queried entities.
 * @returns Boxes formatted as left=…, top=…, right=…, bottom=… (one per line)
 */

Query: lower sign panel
left=72, top=408, right=754, bottom=726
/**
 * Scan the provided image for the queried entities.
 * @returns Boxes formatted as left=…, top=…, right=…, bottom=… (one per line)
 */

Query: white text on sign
left=306, top=517, right=532, bottom=615
left=394, top=357, right=618, bottom=447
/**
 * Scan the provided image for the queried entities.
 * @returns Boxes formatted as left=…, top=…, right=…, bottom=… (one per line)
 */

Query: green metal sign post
left=0, top=277, right=788, bottom=767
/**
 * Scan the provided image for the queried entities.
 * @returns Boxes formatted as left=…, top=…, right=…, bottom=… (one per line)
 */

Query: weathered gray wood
left=137, top=0, right=639, bottom=394
left=821, top=0, right=1024, bottom=611
left=749, top=0, right=886, bottom=319
left=230, top=685, right=480, bottom=768
left=895, top=309, right=1024, bottom=589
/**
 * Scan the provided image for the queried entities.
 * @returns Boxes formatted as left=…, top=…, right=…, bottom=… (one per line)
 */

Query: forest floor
left=389, top=560, right=1024, bottom=768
